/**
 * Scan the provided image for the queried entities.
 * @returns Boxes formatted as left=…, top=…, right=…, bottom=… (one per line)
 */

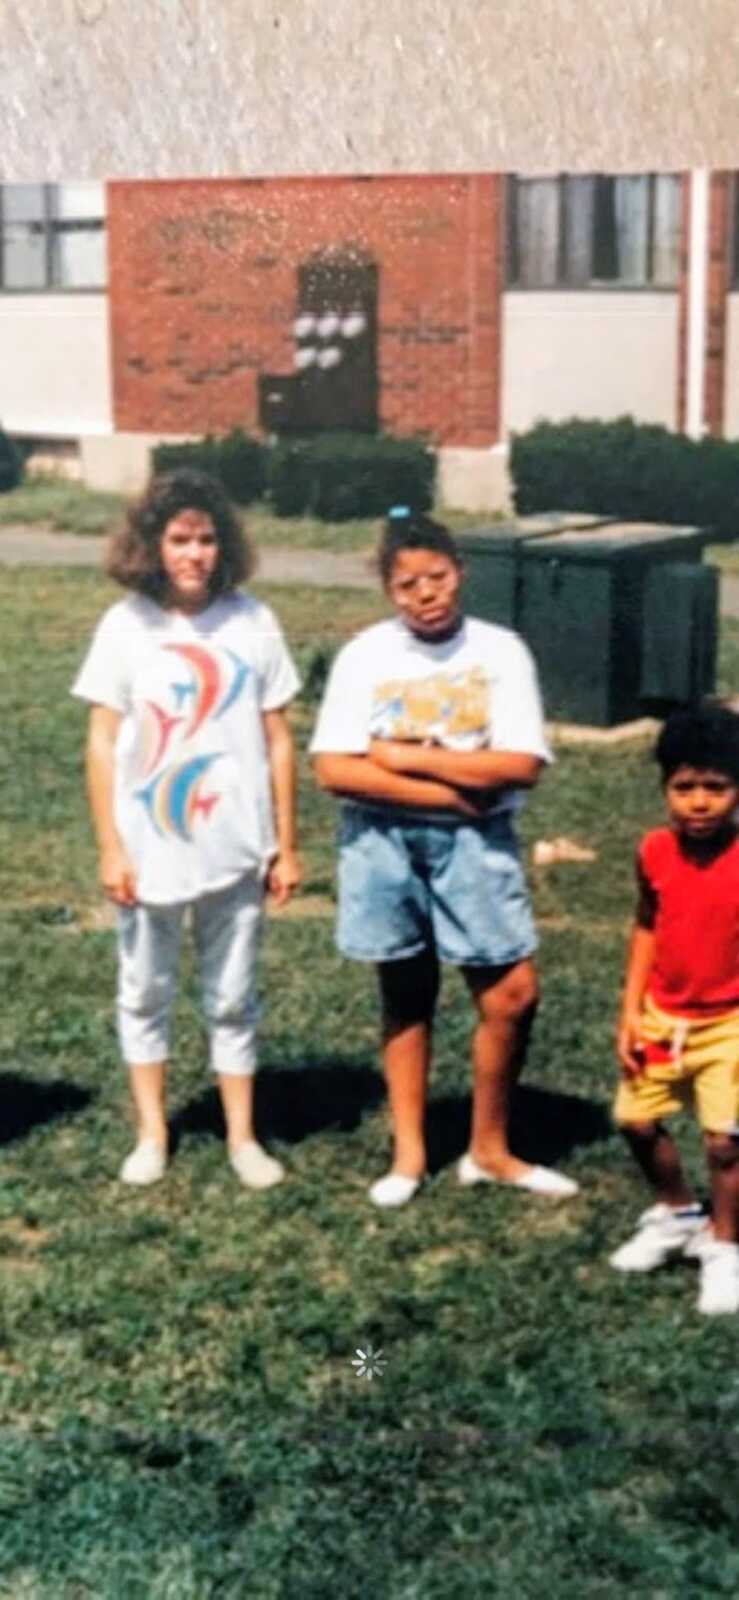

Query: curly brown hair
left=106, top=469, right=255, bottom=602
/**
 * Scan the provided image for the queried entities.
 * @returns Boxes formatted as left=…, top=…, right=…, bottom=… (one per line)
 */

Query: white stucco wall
left=0, top=294, right=111, bottom=436
left=723, top=294, right=739, bottom=441
left=502, top=291, right=679, bottom=436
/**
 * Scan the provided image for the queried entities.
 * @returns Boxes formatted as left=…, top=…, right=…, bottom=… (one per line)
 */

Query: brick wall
left=107, top=174, right=503, bottom=447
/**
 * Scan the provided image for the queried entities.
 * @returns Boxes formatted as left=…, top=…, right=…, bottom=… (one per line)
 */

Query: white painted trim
left=686, top=170, right=710, bottom=438
left=4, top=422, right=113, bottom=438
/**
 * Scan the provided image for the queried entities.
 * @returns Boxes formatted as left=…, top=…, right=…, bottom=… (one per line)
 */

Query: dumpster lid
left=455, top=513, right=611, bottom=551
left=521, top=522, right=707, bottom=562
left=518, top=513, right=609, bottom=533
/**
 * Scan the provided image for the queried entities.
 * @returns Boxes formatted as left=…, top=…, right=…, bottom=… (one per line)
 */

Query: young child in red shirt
left=611, top=704, right=739, bottom=1315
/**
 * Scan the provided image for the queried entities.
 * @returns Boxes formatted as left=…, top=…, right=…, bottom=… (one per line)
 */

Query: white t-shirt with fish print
left=72, top=592, right=300, bottom=904
left=310, top=615, right=551, bottom=821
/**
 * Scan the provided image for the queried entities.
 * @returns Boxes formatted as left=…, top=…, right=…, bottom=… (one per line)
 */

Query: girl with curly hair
left=73, top=469, right=301, bottom=1190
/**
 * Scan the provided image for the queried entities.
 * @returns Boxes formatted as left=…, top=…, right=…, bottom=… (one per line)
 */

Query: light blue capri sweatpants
left=116, top=873, right=263, bottom=1076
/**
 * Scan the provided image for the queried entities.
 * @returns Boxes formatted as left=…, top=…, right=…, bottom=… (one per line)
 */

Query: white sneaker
left=610, top=1203, right=706, bottom=1273
left=683, top=1221, right=715, bottom=1261
left=457, top=1152, right=579, bottom=1198
left=119, top=1139, right=167, bottom=1186
left=697, top=1241, right=739, bottom=1315
left=368, top=1172, right=423, bottom=1208
left=229, top=1141, right=285, bottom=1189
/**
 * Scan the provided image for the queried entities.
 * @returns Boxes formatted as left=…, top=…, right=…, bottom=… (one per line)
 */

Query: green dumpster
left=516, top=522, right=717, bottom=726
left=456, top=514, right=611, bottom=630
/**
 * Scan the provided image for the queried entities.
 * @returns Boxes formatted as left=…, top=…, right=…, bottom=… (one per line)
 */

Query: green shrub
left=266, top=439, right=317, bottom=518
left=151, top=429, right=266, bottom=505
left=151, top=436, right=219, bottom=480
left=267, top=432, right=436, bottom=521
left=510, top=416, right=739, bottom=540
left=0, top=425, right=24, bottom=493
left=212, top=427, right=267, bottom=504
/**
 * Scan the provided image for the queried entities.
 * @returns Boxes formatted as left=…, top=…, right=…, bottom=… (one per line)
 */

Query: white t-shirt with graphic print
left=310, top=615, right=551, bottom=819
left=72, top=592, right=300, bottom=905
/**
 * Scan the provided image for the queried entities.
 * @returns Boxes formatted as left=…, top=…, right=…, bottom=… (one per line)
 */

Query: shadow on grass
left=0, top=1071, right=92, bottom=1146
left=425, top=1082, right=612, bottom=1175
left=170, top=1061, right=610, bottom=1173
left=169, top=1056, right=386, bottom=1152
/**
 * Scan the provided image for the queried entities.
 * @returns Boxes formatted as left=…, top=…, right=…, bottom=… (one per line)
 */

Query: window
left=507, top=174, right=681, bottom=289
left=730, top=174, right=739, bottom=287
left=0, top=182, right=107, bottom=291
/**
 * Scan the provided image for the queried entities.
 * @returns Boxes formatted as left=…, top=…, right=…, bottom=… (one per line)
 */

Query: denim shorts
left=336, top=804, right=537, bottom=967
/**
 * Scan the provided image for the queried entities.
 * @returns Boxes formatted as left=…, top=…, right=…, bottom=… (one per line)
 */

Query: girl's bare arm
left=312, top=752, right=487, bottom=816
left=261, top=707, right=301, bottom=906
left=369, top=740, right=544, bottom=790
left=86, top=705, right=137, bottom=905
left=616, top=873, right=657, bottom=1075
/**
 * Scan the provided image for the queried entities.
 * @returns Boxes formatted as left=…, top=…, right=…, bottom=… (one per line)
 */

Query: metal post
left=685, top=169, right=710, bottom=440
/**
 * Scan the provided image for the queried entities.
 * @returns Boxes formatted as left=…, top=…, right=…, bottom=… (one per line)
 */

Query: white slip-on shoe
left=458, top=1153, right=497, bottom=1188
left=119, top=1139, right=167, bottom=1186
left=457, top=1152, right=579, bottom=1198
left=697, top=1241, right=739, bottom=1315
left=513, top=1165, right=580, bottom=1198
left=368, top=1172, right=423, bottom=1208
left=229, top=1141, right=285, bottom=1189
left=610, top=1203, right=706, bottom=1273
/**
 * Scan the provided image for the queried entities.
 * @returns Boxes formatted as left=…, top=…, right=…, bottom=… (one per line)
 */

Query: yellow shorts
left=614, top=994, right=739, bottom=1135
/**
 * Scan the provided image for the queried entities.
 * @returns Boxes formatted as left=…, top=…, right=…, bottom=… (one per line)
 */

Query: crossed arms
left=313, top=740, right=544, bottom=818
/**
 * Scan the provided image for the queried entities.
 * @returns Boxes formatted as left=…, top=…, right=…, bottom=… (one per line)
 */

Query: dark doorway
left=259, top=246, right=379, bottom=433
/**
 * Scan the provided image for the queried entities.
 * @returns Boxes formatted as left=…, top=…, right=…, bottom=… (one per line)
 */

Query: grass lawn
left=1, top=566, right=738, bottom=1596
left=0, top=479, right=502, bottom=556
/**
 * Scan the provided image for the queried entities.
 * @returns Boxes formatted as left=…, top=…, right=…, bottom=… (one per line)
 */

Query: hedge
left=151, top=429, right=267, bottom=505
left=0, top=426, right=24, bottom=493
left=510, top=416, right=739, bottom=541
left=267, top=432, right=436, bottom=521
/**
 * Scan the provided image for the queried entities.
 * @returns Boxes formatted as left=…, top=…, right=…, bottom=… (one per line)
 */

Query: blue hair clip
left=388, top=505, right=411, bottom=520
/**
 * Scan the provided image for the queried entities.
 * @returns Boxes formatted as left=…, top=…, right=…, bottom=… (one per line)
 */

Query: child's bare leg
left=117, top=902, right=181, bottom=1163
left=463, top=959, right=538, bottom=1181
left=217, top=1072, right=255, bottom=1150
left=217, top=1070, right=283, bottom=1187
left=128, top=1062, right=168, bottom=1146
left=622, top=1120, right=694, bottom=1208
left=194, top=878, right=279, bottom=1186
left=705, top=1133, right=739, bottom=1242
left=378, top=951, right=439, bottom=1177
left=119, top=1062, right=168, bottom=1183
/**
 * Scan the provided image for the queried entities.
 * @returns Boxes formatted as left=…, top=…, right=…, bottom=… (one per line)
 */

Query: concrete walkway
left=2, top=523, right=739, bottom=615
left=721, top=574, right=739, bottom=619
left=0, top=525, right=375, bottom=590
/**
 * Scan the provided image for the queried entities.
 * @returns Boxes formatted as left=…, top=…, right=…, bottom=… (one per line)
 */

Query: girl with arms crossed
left=311, top=508, right=578, bottom=1208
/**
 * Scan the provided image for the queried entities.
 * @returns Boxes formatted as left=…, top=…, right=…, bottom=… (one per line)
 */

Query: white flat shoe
left=229, top=1141, right=285, bottom=1190
left=119, top=1139, right=167, bottom=1186
left=369, top=1172, right=423, bottom=1208
left=458, top=1152, right=579, bottom=1198
left=697, top=1241, right=739, bottom=1316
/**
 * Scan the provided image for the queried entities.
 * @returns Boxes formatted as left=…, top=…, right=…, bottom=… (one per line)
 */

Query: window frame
left=0, top=182, right=107, bottom=294
left=506, top=172, right=681, bottom=293
left=729, top=172, right=739, bottom=289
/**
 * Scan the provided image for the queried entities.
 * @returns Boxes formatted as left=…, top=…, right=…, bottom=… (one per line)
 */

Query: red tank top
left=639, top=827, right=739, bottom=1017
